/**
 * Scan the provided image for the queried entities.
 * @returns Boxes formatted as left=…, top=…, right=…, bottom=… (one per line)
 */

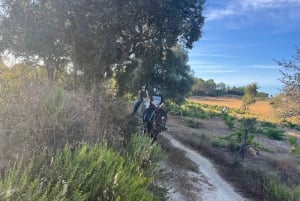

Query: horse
left=143, top=108, right=167, bottom=144
left=135, top=98, right=150, bottom=118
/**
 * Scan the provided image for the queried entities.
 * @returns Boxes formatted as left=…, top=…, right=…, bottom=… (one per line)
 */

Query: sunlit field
left=188, top=96, right=277, bottom=122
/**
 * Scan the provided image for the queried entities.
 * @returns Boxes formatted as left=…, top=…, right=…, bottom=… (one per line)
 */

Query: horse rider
left=143, top=84, right=166, bottom=128
left=133, top=83, right=149, bottom=114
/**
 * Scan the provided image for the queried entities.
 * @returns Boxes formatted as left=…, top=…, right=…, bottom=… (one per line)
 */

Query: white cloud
left=205, top=0, right=300, bottom=22
left=241, top=0, right=300, bottom=9
left=189, top=62, right=237, bottom=74
left=189, top=51, right=237, bottom=58
left=249, top=64, right=279, bottom=69
left=205, top=6, right=237, bottom=21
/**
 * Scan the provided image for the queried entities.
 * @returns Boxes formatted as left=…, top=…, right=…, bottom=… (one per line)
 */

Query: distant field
left=188, top=96, right=277, bottom=122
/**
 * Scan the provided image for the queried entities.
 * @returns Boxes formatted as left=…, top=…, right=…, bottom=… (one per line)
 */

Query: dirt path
left=161, top=132, right=248, bottom=201
left=156, top=114, right=251, bottom=201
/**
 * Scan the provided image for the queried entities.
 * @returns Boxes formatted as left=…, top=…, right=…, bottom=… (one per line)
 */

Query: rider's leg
left=143, top=108, right=149, bottom=122
left=133, top=99, right=142, bottom=113
left=148, top=108, right=156, bottom=122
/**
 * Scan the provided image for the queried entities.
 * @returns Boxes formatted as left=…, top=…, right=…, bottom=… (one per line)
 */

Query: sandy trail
left=162, top=133, right=248, bottom=201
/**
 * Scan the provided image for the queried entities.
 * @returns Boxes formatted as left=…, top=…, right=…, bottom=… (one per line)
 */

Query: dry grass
left=189, top=96, right=277, bottom=122
left=0, top=80, right=131, bottom=170
left=165, top=114, right=300, bottom=200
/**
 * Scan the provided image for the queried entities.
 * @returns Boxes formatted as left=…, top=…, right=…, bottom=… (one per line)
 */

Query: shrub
left=264, top=128, right=286, bottom=140
left=126, top=134, right=165, bottom=175
left=288, top=136, right=298, bottom=146
left=0, top=143, right=156, bottom=201
left=211, top=138, right=223, bottom=147
left=228, top=141, right=239, bottom=152
left=267, top=176, right=300, bottom=201
left=223, top=115, right=235, bottom=129
left=0, top=82, right=131, bottom=170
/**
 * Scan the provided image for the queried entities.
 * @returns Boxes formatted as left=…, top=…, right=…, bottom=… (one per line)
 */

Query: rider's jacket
left=150, top=93, right=164, bottom=108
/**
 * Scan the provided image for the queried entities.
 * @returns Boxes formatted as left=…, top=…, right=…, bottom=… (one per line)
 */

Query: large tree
left=0, top=0, right=205, bottom=95
left=0, top=0, right=69, bottom=80
left=276, top=48, right=300, bottom=123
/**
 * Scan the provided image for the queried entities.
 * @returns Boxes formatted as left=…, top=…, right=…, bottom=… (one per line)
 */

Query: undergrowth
left=0, top=135, right=164, bottom=201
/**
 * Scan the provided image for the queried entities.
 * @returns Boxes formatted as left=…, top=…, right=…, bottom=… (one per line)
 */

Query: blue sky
left=188, top=0, right=300, bottom=96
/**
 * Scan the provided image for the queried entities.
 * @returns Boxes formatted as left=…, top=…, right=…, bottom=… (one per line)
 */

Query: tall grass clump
left=267, top=176, right=300, bottom=201
left=0, top=143, right=155, bottom=201
left=223, top=114, right=235, bottom=129
left=126, top=134, right=166, bottom=174
left=0, top=70, right=132, bottom=170
left=289, top=136, right=300, bottom=156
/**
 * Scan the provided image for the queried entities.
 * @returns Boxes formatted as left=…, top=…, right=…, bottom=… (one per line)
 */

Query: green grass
left=0, top=138, right=164, bottom=201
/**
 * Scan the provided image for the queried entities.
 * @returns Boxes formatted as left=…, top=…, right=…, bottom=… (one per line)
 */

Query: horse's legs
left=150, top=130, right=159, bottom=144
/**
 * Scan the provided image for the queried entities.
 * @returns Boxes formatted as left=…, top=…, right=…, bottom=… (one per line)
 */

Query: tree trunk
left=45, top=59, right=56, bottom=81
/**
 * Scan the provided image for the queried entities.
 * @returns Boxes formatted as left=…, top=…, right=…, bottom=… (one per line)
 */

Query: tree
left=216, top=82, right=226, bottom=96
left=151, top=44, right=194, bottom=104
left=227, top=86, right=244, bottom=96
left=0, top=0, right=205, bottom=95
left=118, top=44, right=194, bottom=104
left=0, top=0, right=69, bottom=81
left=191, top=78, right=218, bottom=96
left=191, top=78, right=207, bottom=96
left=276, top=48, right=300, bottom=123
left=242, top=83, right=258, bottom=110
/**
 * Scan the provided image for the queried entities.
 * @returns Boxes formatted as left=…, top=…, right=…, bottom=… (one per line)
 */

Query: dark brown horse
left=143, top=109, right=167, bottom=144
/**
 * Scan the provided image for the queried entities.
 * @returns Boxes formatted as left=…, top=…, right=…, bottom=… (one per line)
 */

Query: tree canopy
left=191, top=77, right=246, bottom=97
left=242, top=83, right=258, bottom=110
left=276, top=48, right=300, bottom=123
left=0, top=0, right=205, bottom=98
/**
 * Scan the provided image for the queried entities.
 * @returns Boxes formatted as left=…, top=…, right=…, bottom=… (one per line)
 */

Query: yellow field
left=188, top=96, right=277, bottom=122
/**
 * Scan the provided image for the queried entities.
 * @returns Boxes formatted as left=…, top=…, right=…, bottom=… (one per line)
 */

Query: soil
left=156, top=114, right=300, bottom=201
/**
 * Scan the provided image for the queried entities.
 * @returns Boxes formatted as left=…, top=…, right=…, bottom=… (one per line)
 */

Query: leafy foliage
left=0, top=73, right=131, bottom=169
left=261, top=128, right=285, bottom=141
left=0, top=143, right=158, bottom=201
left=118, top=44, right=194, bottom=104
left=191, top=77, right=246, bottom=97
left=275, top=48, right=300, bottom=124
left=242, top=83, right=258, bottom=110
left=0, top=0, right=205, bottom=97
left=267, top=176, right=300, bottom=201
left=288, top=136, right=300, bottom=156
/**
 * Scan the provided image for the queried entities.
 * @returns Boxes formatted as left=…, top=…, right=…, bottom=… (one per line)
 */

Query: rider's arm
left=158, top=95, right=165, bottom=108
left=159, top=102, right=164, bottom=108
left=151, top=100, right=157, bottom=107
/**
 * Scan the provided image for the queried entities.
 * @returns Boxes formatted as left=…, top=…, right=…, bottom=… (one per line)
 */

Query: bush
left=0, top=82, right=131, bottom=170
left=126, top=134, right=166, bottom=175
left=264, top=128, right=286, bottom=140
left=267, top=176, right=300, bottom=201
left=211, top=138, right=224, bottom=147
left=223, top=115, right=235, bottom=129
left=0, top=143, right=156, bottom=201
